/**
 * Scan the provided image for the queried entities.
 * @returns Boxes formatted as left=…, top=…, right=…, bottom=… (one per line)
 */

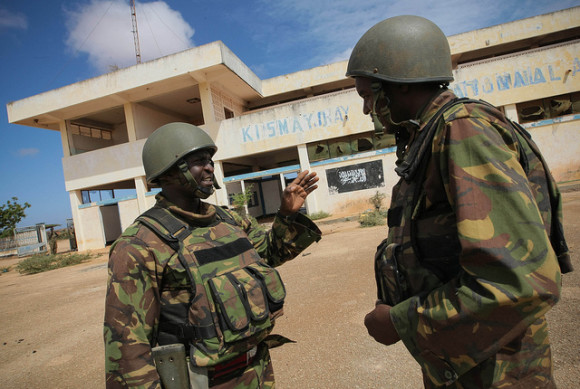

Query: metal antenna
left=131, top=0, right=142, bottom=64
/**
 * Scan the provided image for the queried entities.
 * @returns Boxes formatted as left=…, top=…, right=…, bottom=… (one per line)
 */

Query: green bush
left=369, top=190, right=386, bottom=211
left=310, top=211, right=331, bottom=220
left=16, top=252, right=93, bottom=275
left=359, top=210, right=387, bottom=227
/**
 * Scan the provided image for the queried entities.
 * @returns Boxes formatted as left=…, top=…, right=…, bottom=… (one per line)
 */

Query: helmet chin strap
left=177, top=160, right=215, bottom=200
left=371, top=82, right=420, bottom=135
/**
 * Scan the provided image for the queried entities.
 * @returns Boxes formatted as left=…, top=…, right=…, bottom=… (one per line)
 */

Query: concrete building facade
left=7, top=8, right=580, bottom=251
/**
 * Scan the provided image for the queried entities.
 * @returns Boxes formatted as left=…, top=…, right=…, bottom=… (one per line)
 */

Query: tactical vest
left=375, top=98, right=572, bottom=306
left=137, top=206, right=286, bottom=367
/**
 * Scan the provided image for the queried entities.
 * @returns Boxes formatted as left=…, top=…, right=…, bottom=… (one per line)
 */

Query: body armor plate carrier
left=137, top=206, right=286, bottom=367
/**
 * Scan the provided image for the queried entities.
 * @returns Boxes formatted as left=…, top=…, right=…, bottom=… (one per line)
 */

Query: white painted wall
left=118, top=198, right=141, bottom=232
left=214, top=90, right=364, bottom=161
left=133, top=103, right=180, bottom=140
left=526, top=119, right=580, bottom=182
left=77, top=206, right=105, bottom=250
left=450, top=41, right=579, bottom=107
left=308, top=151, right=400, bottom=217
left=62, top=140, right=146, bottom=191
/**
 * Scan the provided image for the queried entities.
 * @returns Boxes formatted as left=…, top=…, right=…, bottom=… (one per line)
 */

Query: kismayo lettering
left=241, top=106, right=349, bottom=143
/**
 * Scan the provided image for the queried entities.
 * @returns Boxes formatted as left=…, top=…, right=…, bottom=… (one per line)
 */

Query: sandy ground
left=0, top=191, right=578, bottom=389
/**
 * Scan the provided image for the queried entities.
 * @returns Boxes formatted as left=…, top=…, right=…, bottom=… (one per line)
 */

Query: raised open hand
left=279, top=170, right=319, bottom=216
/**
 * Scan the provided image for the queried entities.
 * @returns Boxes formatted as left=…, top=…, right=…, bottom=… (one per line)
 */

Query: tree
left=0, top=197, right=31, bottom=238
left=231, top=184, right=254, bottom=217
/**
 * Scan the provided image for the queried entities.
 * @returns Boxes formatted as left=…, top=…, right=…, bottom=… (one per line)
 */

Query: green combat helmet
left=346, top=15, right=453, bottom=84
left=142, top=122, right=220, bottom=198
left=346, top=15, right=454, bottom=135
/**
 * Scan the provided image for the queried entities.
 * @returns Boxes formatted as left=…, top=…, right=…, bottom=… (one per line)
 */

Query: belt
left=209, top=346, right=258, bottom=380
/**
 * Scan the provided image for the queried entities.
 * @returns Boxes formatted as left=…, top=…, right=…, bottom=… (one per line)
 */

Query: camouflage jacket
left=104, top=194, right=321, bottom=388
left=387, top=90, right=562, bottom=388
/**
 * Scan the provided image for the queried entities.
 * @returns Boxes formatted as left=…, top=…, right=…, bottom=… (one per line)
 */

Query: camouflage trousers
left=207, top=344, right=275, bottom=389
left=423, top=318, right=557, bottom=389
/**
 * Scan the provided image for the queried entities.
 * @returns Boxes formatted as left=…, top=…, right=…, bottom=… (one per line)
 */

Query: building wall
left=133, top=103, right=177, bottom=140
left=62, top=139, right=146, bottom=191
left=215, top=90, right=363, bottom=160
left=118, top=198, right=141, bottom=232
left=525, top=119, right=580, bottom=182
left=211, top=85, right=246, bottom=122
left=77, top=205, right=105, bottom=250
left=450, top=41, right=579, bottom=106
left=212, top=39, right=580, bottom=219
left=308, top=151, right=400, bottom=216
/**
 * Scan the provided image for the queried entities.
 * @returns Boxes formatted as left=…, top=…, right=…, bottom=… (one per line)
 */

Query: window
left=81, top=190, right=115, bottom=204
left=307, top=142, right=330, bottom=162
left=307, top=131, right=396, bottom=163
left=516, top=92, right=578, bottom=123
left=70, top=123, right=113, bottom=140
left=224, top=108, right=234, bottom=119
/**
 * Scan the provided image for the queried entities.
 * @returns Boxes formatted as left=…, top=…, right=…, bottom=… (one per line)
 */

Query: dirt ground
left=0, top=191, right=578, bottom=389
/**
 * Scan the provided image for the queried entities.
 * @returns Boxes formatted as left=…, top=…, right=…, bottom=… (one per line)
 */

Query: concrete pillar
left=124, top=102, right=138, bottom=141
left=135, top=176, right=149, bottom=213
left=504, top=104, right=519, bottom=123
left=199, top=82, right=219, bottom=140
left=214, top=160, right=228, bottom=207
left=297, top=144, right=318, bottom=214
left=297, top=144, right=311, bottom=172
left=59, top=120, right=74, bottom=156
left=68, top=190, right=85, bottom=251
left=240, top=180, right=249, bottom=216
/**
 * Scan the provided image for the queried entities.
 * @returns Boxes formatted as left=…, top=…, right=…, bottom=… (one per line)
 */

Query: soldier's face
left=184, top=149, right=215, bottom=192
left=356, top=77, right=401, bottom=133
left=355, top=77, right=378, bottom=116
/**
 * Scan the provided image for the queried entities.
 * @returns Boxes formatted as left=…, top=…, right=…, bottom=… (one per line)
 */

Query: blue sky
left=1, top=0, right=579, bottom=228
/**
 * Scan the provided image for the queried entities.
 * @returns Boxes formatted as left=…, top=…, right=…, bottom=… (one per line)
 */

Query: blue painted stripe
left=78, top=188, right=162, bottom=209
left=523, top=114, right=580, bottom=128
left=223, top=164, right=301, bottom=183
left=222, top=147, right=397, bottom=183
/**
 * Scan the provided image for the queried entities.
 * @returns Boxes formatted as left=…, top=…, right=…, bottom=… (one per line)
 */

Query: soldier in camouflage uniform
left=104, top=122, right=322, bottom=388
left=346, top=16, right=569, bottom=388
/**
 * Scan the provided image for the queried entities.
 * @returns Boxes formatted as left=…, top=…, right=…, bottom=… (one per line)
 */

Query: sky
left=1, top=0, right=579, bottom=229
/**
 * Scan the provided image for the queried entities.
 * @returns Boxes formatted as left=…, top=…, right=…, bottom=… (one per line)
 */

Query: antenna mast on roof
left=130, top=0, right=142, bottom=64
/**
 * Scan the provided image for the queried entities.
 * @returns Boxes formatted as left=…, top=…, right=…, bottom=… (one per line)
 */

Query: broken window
left=517, top=92, right=578, bottom=123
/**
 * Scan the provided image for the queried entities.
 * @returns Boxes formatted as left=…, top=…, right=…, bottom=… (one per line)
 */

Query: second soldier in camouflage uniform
left=346, top=16, right=568, bottom=388
left=104, top=122, right=321, bottom=388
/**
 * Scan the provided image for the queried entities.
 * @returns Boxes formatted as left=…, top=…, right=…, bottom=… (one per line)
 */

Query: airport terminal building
left=7, top=7, right=580, bottom=251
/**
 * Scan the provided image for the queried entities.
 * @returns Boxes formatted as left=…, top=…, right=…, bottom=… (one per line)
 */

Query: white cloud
left=0, top=8, right=28, bottom=29
left=64, top=0, right=194, bottom=73
left=18, top=148, right=39, bottom=157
